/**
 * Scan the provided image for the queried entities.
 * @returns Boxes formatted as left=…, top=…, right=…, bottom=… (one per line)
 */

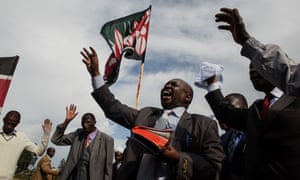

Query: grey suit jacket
left=206, top=89, right=300, bottom=180
left=241, top=37, right=300, bottom=96
left=92, top=84, right=225, bottom=180
left=51, top=125, right=114, bottom=180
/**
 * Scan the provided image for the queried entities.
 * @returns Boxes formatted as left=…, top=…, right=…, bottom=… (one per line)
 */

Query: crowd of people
left=1, top=7, right=300, bottom=180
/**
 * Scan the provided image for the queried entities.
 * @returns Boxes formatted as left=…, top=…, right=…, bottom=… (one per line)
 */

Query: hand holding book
left=128, top=126, right=173, bottom=155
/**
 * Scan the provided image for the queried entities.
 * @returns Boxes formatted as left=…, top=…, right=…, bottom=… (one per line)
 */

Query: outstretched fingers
left=42, top=118, right=52, bottom=133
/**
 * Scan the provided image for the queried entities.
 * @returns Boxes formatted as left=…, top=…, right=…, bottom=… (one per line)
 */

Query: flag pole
left=135, top=61, right=145, bottom=109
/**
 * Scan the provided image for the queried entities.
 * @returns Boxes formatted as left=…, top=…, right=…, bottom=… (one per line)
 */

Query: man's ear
left=185, top=95, right=192, bottom=104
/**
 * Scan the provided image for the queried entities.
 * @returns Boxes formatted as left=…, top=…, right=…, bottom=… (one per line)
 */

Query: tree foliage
left=14, top=149, right=38, bottom=179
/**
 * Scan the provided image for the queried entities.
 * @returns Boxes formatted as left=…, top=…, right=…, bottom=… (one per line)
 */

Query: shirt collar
left=270, top=87, right=284, bottom=99
left=87, top=129, right=98, bottom=140
left=169, top=107, right=185, bottom=118
left=0, top=129, right=17, bottom=136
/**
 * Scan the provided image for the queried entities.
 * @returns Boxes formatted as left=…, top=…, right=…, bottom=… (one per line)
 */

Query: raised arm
left=51, top=104, right=79, bottom=145
left=215, top=7, right=300, bottom=96
left=25, top=119, right=52, bottom=156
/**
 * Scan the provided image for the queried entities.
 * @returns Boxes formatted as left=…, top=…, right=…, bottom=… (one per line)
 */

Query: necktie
left=155, top=110, right=174, bottom=129
left=227, top=131, right=242, bottom=162
left=261, top=93, right=273, bottom=120
left=85, top=136, right=91, bottom=148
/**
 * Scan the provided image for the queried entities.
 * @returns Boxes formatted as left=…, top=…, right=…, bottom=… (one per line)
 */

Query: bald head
left=160, top=78, right=193, bottom=109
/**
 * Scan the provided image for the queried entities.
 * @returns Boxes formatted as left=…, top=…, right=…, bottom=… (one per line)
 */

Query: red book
left=128, top=126, right=173, bottom=155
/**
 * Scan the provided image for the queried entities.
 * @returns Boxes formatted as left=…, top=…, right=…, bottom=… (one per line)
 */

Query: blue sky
left=1, top=0, right=300, bottom=167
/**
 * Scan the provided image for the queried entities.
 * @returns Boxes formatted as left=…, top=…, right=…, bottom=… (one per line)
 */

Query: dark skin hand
left=63, top=104, right=79, bottom=127
left=160, top=146, right=180, bottom=163
left=205, top=75, right=218, bottom=86
left=215, top=8, right=251, bottom=45
left=81, top=47, right=100, bottom=77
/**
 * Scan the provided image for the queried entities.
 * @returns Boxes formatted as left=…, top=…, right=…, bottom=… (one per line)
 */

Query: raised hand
left=81, top=47, right=100, bottom=77
left=215, top=8, right=250, bottom=45
left=42, top=118, right=52, bottom=134
left=63, top=104, right=79, bottom=127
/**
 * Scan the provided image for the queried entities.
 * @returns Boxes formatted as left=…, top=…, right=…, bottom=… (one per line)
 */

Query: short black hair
left=47, top=147, right=55, bottom=154
left=225, top=93, right=248, bottom=109
left=81, top=113, right=96, bottom=122
left=4, top=110, right=21, bottom=122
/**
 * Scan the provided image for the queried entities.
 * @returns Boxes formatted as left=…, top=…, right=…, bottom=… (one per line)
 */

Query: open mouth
left=162, top=89, right=172, bottom=100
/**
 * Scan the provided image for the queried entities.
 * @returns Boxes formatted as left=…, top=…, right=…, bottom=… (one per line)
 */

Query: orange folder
left=128, top=126, right=173, bottom=155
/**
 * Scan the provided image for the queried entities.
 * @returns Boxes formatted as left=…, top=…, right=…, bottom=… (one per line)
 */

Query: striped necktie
left=227, top=130, right=242, bottom=162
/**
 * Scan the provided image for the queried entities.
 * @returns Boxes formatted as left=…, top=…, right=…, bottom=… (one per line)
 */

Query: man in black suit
left=220, top=93, right=248, bottom=180
left=112, top=150, right=123, bottom=180
left=81, top=47, right=225, bottom=180
left=197, top=63, right=300, bottom=179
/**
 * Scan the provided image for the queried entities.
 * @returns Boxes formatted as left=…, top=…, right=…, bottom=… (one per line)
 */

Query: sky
left=1, top=0, right=300, bottom=168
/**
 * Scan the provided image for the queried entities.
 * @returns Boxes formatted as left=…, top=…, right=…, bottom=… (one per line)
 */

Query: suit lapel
left=173, top=111, right=192, bottom=150
left=264, top=95, right=296, bottom=128
left=90, top=131, right=101, bottom=160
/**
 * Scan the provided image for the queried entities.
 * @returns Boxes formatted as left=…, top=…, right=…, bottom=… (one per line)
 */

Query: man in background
left=32, top=147, right=60, bottom=180
left=51, top=104, right=114, bottom=180
left=0, top=110, right=52, bottom=180
left=220, top=93, right=247, bottom=180
left=112, top=150, right=123, bottom=180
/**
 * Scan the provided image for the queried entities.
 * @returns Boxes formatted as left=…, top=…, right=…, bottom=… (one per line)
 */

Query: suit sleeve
left=205, top=89, right=248, bottom=131
left=241, top=37, right=300, bottom=96
left=176, top=117, right=225, bottom=180
left=40, top=157, right=60, bottom=176
left=91, top=85, right=138, bottom=129
left=51, top=124, right=76, bottom=145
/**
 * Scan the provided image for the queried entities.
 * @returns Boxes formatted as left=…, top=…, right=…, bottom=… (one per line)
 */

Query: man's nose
left=165, top=83, right=172, bottom=88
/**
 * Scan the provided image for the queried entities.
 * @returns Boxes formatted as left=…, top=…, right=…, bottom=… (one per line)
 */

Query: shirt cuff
left=92, top=75, right=105, bottom=90
left=207, top=82, right=221, bottom=92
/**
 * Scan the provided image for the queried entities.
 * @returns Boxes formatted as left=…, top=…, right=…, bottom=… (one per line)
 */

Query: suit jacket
left=220, top=130, right=246, bottom=180
left=51, top=126, right=114, bottom=180
left=32, top=155, right=59, bottom=180
left=92, top=85, right=225, bottom=180
left=206, top=89, right=300, bottom=180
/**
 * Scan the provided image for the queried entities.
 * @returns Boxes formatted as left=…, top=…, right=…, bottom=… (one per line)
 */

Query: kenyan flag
left=0, top=56, right=19, bottom=112
left=100, top=6, right=151, bottom=85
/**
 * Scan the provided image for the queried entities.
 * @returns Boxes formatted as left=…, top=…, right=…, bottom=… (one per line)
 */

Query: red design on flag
left=0, top=56, right=19, bottom=112
left=0, top=78, right=12, bottom=109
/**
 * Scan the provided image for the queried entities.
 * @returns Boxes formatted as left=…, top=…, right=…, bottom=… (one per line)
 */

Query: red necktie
left=261, top=93, right=272, bottom=120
